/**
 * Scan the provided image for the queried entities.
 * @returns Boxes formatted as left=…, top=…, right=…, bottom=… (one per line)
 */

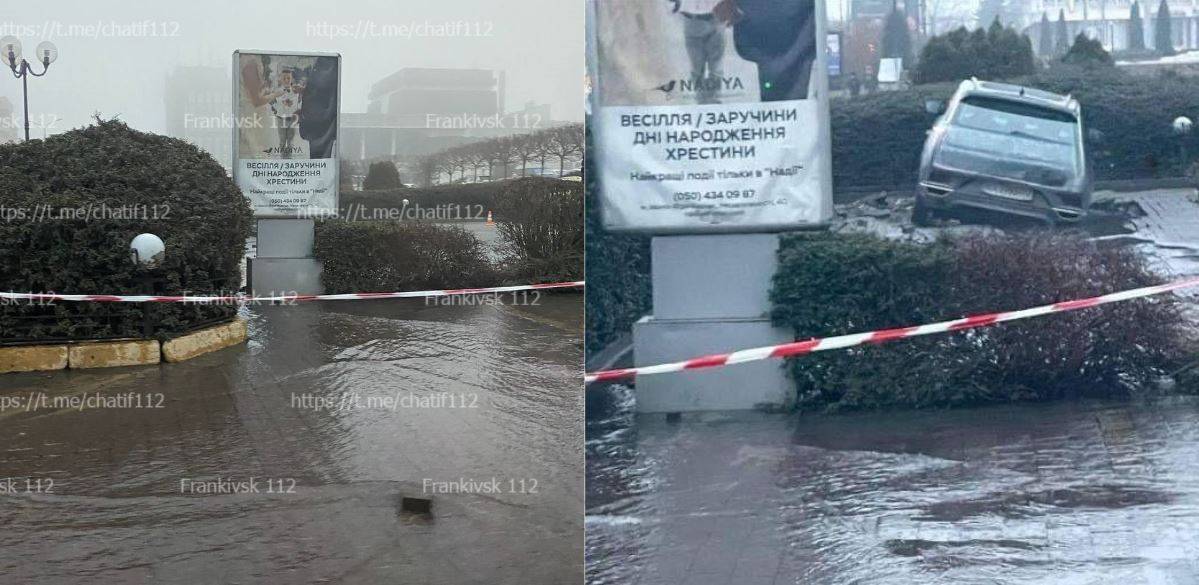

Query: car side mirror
left=1087, top=129, right=1104, bottom=144
left=925, top=99, right=945, bottom=115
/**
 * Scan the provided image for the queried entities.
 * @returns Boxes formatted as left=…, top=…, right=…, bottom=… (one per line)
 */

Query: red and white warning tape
left=0, top=281, right=585, bottom=304
left=584, top=276, right=1199, bottom=384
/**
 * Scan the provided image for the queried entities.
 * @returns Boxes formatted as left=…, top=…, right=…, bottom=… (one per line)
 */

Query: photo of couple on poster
left=237, top=53, right=338, bottom=160
left=594, top=0, right=818, bottom=106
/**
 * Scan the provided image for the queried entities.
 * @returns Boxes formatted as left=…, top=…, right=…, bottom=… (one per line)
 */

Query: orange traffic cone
left=486, top=211, right=495, bottom=226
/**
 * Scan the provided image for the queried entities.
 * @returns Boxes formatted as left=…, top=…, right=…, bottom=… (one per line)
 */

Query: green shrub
left=831, top=82, right=957, bottom=193
left=1155, top=0, right=1175, bottom=56
left=1129, top=1, right=1147, bottom=51
left=1062, top=33, right=1114, bottom=66
left=313, top=221, right=496, bottom=293
left=912, top=23, right=1036, bottom=85
left=882, top=8, right=912, bottom=62
left=1038, top=13, right=1053, bottom=56
left=1056, top=10, right=1070, bottom=54
left=362, top=161, right=402, bottom=190
left=832, top=65, right=1199, bottom=190
left=0, top=119, right=252, bottom=341
left=493, top=177, right=583, bottom=283
left=770, top=231, right=1187, bottom=411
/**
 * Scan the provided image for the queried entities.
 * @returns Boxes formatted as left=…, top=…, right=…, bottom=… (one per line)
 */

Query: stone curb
left=0, top=318, right=248, bottom=373
left=162, top=319, right=248, bottom=363
left=69, top=340, right=160, bottom=369
left=0, top=345, right=69, bottom=374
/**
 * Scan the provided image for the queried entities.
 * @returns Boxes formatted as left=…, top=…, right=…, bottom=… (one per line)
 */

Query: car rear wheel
left=913, top=196, right=934, bottom=227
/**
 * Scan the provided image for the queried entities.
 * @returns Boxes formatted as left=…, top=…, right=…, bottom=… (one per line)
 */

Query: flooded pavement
left=586, top=389, right=1199, bottom=584
left=0, top=293, right=582, bottom=584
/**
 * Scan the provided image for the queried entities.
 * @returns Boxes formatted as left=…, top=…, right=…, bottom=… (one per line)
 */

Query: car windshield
left=936, top=95, right=1080, bottom=187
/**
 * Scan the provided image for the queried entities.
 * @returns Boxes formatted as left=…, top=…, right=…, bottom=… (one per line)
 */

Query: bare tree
left=512, top=134, right=538, bottom=176
left=533, top=131, right=554, bottom=175
left=490, top=136, right=516, bottom=180
left=467, top=145, right=489, bottom=181
left=416, top=155, right=439, bottom=187
left=417, top=124, right=584, bottom=183
left=547, top=124, right=584, bottom=176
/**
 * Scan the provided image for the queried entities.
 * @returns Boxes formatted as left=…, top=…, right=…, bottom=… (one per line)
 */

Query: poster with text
left=589, top=0, right=833, bottom=232
left=233, top=51, right=340, bottom=218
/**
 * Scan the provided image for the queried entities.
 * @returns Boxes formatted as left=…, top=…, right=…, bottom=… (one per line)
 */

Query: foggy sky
left=0, top=0, right=583, bottom=138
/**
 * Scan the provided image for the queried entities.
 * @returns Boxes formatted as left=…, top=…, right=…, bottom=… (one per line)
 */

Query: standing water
left=587, top=386, right=1199, bottom=584
left=0, top=296, right=582, bottom=584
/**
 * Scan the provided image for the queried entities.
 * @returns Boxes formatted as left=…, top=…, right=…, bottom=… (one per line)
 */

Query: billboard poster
left=588, top=0, right=833, bottom=232
left=233, top=50, right=340, bottom=218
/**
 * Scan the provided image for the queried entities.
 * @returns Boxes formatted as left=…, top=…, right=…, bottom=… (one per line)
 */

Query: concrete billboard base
left=248, top=258, right=324, bottom=296
left=249, top=218, right=323, bottom=296
left=632, top=316, right=795, bottom=413
left=631, top=232, right=797, bottom=413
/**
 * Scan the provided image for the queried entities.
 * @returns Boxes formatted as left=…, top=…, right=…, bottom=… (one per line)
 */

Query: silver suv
left=916, top=79, right=1093, bottom=225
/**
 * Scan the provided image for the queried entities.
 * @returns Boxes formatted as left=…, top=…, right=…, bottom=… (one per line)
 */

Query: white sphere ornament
left=1173, top=116, right=1193, bottom=135
left=34, top=41, right=58, bottom=66
left=130, top=233, right=166, bottom=267
left=0, top=36, right=21, bottom=69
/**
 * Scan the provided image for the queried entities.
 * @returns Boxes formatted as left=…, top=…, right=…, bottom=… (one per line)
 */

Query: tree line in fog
left=416, top=123, right=584, bottom=186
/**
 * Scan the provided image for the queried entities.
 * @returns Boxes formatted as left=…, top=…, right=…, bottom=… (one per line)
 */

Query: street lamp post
left=1173, top=116, right=1193, bottom=173
left=131, top=233, right=166, bottom=339
left=0, top=36, right=58, bottom=141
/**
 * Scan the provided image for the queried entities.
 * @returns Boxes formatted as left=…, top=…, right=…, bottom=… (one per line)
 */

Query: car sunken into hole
left=916, top=78, right=1096, bottom=226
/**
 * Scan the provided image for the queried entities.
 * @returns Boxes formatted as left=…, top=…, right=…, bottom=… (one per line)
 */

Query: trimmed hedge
left=831, top=65, right=1199, bottom=192
left=0, top=119, right=252, bottom=341
left=362, top=160, right=402, bottom=190
left=770, top=231, right=1187, bottom=411
left=493, top=177, right=583, bottom=282
left=831, top=83, right=958, bottom=194
left=583, top=150, right=652, bottom=358
left=313, top=221, right=496, bottom=294
left=339, top=181, right=512, bottom=220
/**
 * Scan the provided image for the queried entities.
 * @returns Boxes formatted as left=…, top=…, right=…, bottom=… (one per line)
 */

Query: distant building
left=164, top=65, right=232, bottom=169
left=342, top=67, right=563, bottom=162
left=367, top=67, right=504, bottom=121
left=1017, top=0, right=1199, bottom=54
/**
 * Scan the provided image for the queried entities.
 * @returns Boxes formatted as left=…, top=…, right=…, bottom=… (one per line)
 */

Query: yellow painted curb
left=0, top=345, right=69, bottom=373
left=162, top=318, right=248, bottom=363
left=68, top=340, right=160, bottom=369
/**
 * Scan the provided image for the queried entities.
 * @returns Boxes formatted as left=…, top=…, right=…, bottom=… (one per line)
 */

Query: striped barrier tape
left=0, top=281, right=585, bottom=304
left=583, top=276, right=1199, bottom=384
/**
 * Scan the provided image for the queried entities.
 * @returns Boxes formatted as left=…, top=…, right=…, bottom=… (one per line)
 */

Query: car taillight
left=1055, top=191, right=1083, bottom=207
